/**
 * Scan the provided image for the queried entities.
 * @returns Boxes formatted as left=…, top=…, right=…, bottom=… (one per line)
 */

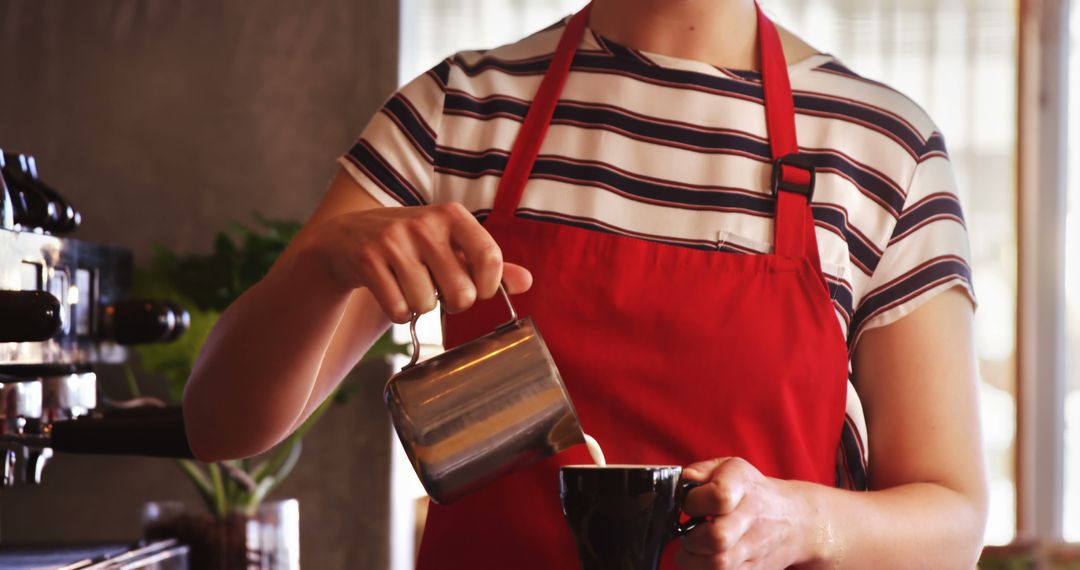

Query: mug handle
left=403, top=283, right=519, bottom=369
left=673, top=480, right=709, bottom=538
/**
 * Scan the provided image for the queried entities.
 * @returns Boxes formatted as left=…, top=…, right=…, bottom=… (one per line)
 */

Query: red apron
left=417, top=4, right=848, bottom=568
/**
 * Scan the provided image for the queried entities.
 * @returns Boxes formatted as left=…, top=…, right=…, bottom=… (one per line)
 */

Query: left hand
left=677, top=457, right=814, bottom=570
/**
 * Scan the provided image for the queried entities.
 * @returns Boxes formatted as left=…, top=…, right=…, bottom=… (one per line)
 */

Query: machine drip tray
left=0, top=539, right=188, bottom=569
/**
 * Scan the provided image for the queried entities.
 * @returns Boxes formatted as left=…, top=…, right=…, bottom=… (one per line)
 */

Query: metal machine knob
left=0, top=152, right=57, bottom=231
left=0, top=291, right=62, bottom=342
left=101, top=300, right=188, bottom=345
left=25, top=156, right=80, bottom=234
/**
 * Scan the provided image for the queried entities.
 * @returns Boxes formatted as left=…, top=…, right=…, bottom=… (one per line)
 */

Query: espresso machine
left=0, top=149, right=194, bottom=568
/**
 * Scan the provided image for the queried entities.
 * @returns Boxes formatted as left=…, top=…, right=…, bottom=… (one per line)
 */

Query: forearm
left=791, top=479, right=985, bottom=569
left=182, top=246, right=363, bottom=461
left=285, top=286, right=391, bottom=433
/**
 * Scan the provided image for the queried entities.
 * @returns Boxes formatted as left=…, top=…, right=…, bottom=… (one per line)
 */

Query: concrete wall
left=0, top=1, right=400, bottom=567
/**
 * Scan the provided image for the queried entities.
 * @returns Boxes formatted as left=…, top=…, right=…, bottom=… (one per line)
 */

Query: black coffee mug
left=559, top=465, right=706, bottom=570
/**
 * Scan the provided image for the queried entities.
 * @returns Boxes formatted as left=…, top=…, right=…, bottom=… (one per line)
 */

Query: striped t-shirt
left=339, top=17, right=976, bottom=488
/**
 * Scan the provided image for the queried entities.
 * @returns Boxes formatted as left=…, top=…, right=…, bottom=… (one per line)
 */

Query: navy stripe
left=594, top=33, right=640, bottom=61
left=346, top=140, right=426, bottom=206
left=445, top=92, right=530, bottom=120
left=450, top=53, right=940, bottom=159
left=444, top=94, right=907, bottom=215
left=801, top=150, right=905, bottom=216
left=837, top=416, right=869, bottom=491
left=435, top=148, right=510, bottom=178
left=382, top=95, right=437, bottom=163
left=819, top=60, right=860, bottom=79
left=891, top=193, right=965, bottom=242
left=429, top=59, right=451, bottom=89
left=850, top=256, right=972, bottom=343
left=924, top=132, right=948, bottom=156
left=449, top=92, right=769, bottom=155
left=725, top=68, right=761, bottom=81
left=793, top=93, right=945, bottom=157
left=532, top=158, right=772, bottom=211
left=556, top=100, right=770, bottom=156
left=452, top=52, right=550, bottom=75
left=436, top=148, right=885, bottom=275
left=811, top=204, right=882, bottom=275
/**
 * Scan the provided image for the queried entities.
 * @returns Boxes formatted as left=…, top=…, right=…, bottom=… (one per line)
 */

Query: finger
left=382, top=233, right=437, bottom=315
left=681, top=509, right=754, bottom=556
left=360, top=254, right=411, bottom=323
left=684, top=458, right=753, bottom=517
left=501, top=263, right=533, bottom=294
left=446, top=206, right=504, bottom=299
left=419, top=242, right=476, bottom=314
left=452, top=253, right=531, bottom=296
left=683, top=457, right=735, bottom=482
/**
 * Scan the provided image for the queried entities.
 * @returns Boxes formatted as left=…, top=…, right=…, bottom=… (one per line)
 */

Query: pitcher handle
left=404, top=282, right=519, bottom=369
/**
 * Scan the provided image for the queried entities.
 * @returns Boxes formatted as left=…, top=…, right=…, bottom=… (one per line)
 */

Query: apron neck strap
left=756, top=4, right=815, bottom=260
left=492, top=2, right=818, bottom=262
left=491, top=4, right=592, bottom=217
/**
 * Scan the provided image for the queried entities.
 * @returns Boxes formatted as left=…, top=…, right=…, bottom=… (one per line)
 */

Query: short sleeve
left=338, top=59, right=449, bottom=207
left=850, top=142, right=977, bottom=347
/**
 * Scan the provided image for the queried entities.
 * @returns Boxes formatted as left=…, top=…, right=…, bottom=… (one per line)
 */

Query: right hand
left=303, top=202, right=533, bottom=323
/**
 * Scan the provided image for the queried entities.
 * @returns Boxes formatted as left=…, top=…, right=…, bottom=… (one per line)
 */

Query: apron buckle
left=771, top=153, right=816, bottom=201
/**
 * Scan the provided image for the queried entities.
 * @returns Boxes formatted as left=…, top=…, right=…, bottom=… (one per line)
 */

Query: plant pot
left=142, top=499, right=299, bottom=570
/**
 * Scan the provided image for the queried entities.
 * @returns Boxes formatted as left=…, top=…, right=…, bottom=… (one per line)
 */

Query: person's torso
left=417, top=20, right=952, bottom=346
left=415, top=11, right=852, bottom=568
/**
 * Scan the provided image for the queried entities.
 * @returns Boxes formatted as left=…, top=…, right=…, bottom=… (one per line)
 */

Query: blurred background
left=0, top=0, right=1075, bottom=568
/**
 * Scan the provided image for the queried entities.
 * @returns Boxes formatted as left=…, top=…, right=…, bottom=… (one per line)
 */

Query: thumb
left=501, top=263, right=533, bottom=295
left=682, top=457, right=736, bottom=482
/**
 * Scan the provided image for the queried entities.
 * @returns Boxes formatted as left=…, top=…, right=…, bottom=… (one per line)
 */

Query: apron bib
left=417, top=4, right=849, bottom=568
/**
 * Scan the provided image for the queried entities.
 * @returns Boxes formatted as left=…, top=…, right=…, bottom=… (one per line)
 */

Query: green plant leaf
left=244, top=439, right=302, bottom=514
left=207, top=463, right=227, bottom=518
left=176, top=459, right=216, bottom=511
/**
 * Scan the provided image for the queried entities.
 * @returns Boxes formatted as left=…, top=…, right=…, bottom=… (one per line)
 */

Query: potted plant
left=128, top=215, right=408, bottom=569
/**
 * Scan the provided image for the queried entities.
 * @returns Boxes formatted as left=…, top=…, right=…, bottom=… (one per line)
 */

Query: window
left=399, top=0, right=586, bottom=83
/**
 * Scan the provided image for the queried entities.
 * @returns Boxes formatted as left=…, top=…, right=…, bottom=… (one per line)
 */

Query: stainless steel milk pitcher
left=384, top=285, right=585, bottom=504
